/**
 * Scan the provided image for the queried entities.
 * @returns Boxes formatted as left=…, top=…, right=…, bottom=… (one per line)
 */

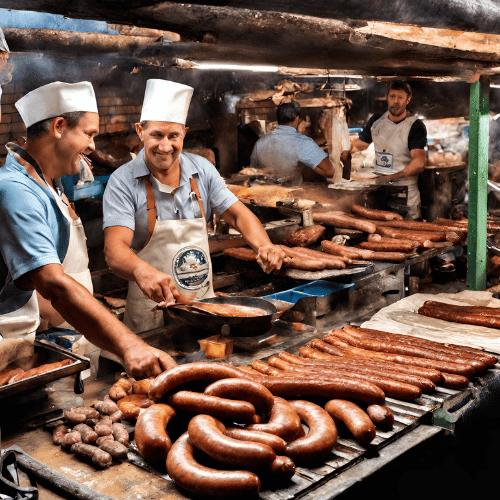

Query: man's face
left=386, top=89, right=411, bottom=118
left=136, top=121, right=187, bottom=175
left=56, top=112, right=99, bottom=175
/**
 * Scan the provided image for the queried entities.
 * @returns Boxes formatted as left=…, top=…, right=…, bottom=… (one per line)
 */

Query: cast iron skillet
left=166, top=296, right=279, bottom=336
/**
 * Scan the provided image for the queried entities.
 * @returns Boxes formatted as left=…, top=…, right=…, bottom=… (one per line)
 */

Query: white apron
left=123, top=176, right=215, bottom=334
left=0, top=145, right=92, bottom=341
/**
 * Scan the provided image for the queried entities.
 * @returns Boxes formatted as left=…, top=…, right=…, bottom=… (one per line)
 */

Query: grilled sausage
left=188, top=415, right=276, bottom=469
left=325, top=399, right=376, bottom=446
left=288, top=246, right=350, bottom=264
left=280, top=245, right=327, bottom=270
left=422, top=300, right=500, bottom=318
left=312, top=212, right=377, bottom=233
left=108, top=378, right=133, bottom=401
left=224, top=428, right=287, bottom=455
left=282, top=225, right=326, bottom=247
left=418, top=305, right=500, bottom=330
left=321, top=240, right=373, bottom=260
left=439, top=372, right=470, bottom=389
left=166, top=432, right=261, bottom=498
left=366, top=405, right=395, bottom=431
left=134, top=403, right=176, bottom=462
left=246, top=397, right=304, bottom=442
left=251, top=360, right=285, bottom=376
left=117, top=394, right=154, bottom=420
left=9, top=359, right=74, bottom=382
left=286, top=400, right=338, bottom=464
left=351, top=205, right=404, bottom=221
left=357, top=240, right=417, bottom=253
left=222, top=247, right=257, bottom=261
left=368, top=251, right=408, bottom=262
left=320, top=336, right=475, bottom=377
left=300, top=345, right=444, bottom=383
left=204, top=378, right=275, bottom=416
left=0, top=367, right=24, bottom=387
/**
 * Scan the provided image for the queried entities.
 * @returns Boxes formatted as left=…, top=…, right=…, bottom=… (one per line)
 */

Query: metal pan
left=166, top=296, right=279, bottom=337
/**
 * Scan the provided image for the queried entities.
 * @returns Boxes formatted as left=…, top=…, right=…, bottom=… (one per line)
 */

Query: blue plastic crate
left=60, top=174, right=111, bottom=201
left=264, top=280, right=353, bottom=305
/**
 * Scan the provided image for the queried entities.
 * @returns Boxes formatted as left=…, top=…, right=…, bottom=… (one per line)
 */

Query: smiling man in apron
left=0, top=81, right=176, bottom=378
left=350, top=81, right=427, bottom=219
left=103, top=79, right=287, bottom=333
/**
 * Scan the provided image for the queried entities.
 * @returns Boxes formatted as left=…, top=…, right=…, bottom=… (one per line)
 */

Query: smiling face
left=55, top=112, right=99, bottom=176
left=386, top=88, right=411, bottom=121
left=136, top=121, right=187, bottom=176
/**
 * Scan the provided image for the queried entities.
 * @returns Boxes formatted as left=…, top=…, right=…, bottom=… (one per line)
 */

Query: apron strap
left=142, top=177, right=157, bottom=251
left=190, top=176, right=206, bottom=222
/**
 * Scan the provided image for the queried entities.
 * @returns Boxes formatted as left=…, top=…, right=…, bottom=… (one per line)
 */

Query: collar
left=275, top=125, right=297, bottom=133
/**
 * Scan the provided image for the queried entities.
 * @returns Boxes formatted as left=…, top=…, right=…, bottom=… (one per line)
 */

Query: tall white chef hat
left=15, top=81, right=98, bottom=128
left=140, top=79, right=194, bottom=125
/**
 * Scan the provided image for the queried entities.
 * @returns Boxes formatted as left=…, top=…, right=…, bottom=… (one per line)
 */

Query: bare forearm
left=350, top=138, right=369, bottom=153
left=105, top=241, right=154, bottom=283
left=233, top=212, right=272, bottom=252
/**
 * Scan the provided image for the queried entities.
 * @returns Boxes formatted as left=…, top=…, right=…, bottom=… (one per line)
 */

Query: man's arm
left=220, top=201, right=288, bottom=274
left=27, top=263, right=177, bottom=377
left=104, top=226, right=187, bottom=306
left=312, top=156, right=335, bottom=178
left=350, top=137, right=370, bottom=153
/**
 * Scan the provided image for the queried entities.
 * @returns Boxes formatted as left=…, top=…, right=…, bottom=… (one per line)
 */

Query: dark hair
left=386, top=81, right=412, bottom=97
left=26, top=111, right=87, bottom=139
left=276, top=101, right=301, bottom=125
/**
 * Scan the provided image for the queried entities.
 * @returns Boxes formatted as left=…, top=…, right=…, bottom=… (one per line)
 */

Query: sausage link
left=134, top=403, right=175, bottom=462
left=282, top=225, right=326, bottom=247
left=440, top=372, right=470, bottom=389
left=357, top=240, right=416, bottom=253
left=96, top=435, right=114, bottom=446
left=52, top=423, right=70, bottom=444
left=204, top=378, right=275, bottom=416
left=269, top=456, right=296, bottom=480
left=166, top=433, right=261, bottom=498
left=73, top=424, right=98, bottom=444
left=70, top=443, right=112, bottom=468
left=351, top=204, right=403, bottom=221
left=117, top=394, right=154, bottom=420
left=313, top=212, right=377, bottom=233
left=133, top=377, right=154, bottom=395
left=280, top=246, right=327, bottom=270
left=61, top=431, right=82, bottom=449
left=169, top=391, right=257, bottom=424
left=188, top=415, right=276, bottom=469
left=281, top=245, right=345, bottom=269
left=225, top=427, right=287, bottom=455
left=367, top=251, right=408, bottom=263
left=98, top=440, right=129, bottom=460
left=286, top=400, right=338, bottom=464
left=94, top=421, right=113, bottom=437
left=64, top=406, right=100, bottom=425
left=222, top=247, right=257, bottom=261
left=246, top=397, right=304, bottom=442
left=9, top=359, right=74, bottom=382
left=112, top=422, right=130, bottom=446
left=321, top=240, right=373, bottom=260
left=93, top=399, right=120, bottom=416
left=366, top=405, right=395, bottom=431
left=251, top=360, right=284, bottom=376
left=325, top=399, right=376, bottom=446
left=109, top=378, right=133, bottom=401
left=419, top=305, right=500, bottom=330
left=289, top=246, right=350, bottom=264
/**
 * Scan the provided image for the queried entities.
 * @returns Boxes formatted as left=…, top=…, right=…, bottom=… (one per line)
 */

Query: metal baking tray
left=0, top=339, right=90, bottom=399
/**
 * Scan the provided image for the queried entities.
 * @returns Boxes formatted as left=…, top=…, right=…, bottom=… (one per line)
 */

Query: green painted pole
left=467, top=76, right=489, bottom=290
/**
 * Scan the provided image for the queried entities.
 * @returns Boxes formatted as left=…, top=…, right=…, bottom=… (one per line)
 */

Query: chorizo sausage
left=204, top=378, right=275, bottom=416
left=109, top=378, right=133, bottom=401
left=73, top=424, right=98, bottom=444
left=52, top=423, right=70, bottom=445
left=286, top=400, right=338, bottom=464
left=325, top=399, right=376, bottom=446
left=93, top=399, right=120, bottom=416
left=61, top=430, right=82, bottom=449
left=357, top=240, right=417, bottom=253
left=351, top=205, right=403, bottom=221
left=98, top=440, right=129, bottom=460
left=422, top=300, right=500, bottom=318
left=367, top=251, right=408, bottom=263
left=70, top=443, right=112, bottom=468
left=268, top=456, right=296, bottom=481
left=134, top=403, right=176, bottom=462
left=282, top=225, right=326, bottom=247
left=312, top=212, right=377, bottom=233
left=224, top=427, right=287, bottom=455
left=112, top=422, right=130, bottom=446
left=132, top=377, right=154, bottom=395
left=64, top=406, right=100, bottom=425
left=9, top=358, right=74, bottom=382
left=418, top=305, right=500, bottom=330
left=283, top=246, right=347, bottom=269
left=117, top=394, right=154, bottom=420
left=222, top=247, right=257, bottom=261
left=251, top=360, right=284, bottom=376
left=280, top=246, right=327, bottom=270
left=366, top=405, right=395, bottom=431
left=166, top=432, right=261, bottom=498
left=169, top=391, right=257, bottom=424
left=321, top=240, right=373, bottom=261
left=246, top=397, right=304, bottom=442
left=188, top=414, right=276, bottom=469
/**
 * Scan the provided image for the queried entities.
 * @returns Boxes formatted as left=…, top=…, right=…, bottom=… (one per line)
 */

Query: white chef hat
left=15, top=81, right=98, bottom=128
left=140, top=79, right=193, bottom=125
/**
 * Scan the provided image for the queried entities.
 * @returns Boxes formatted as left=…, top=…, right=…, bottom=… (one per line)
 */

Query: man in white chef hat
left=0, top=81, right=177, bottom=378
left=103, top=79, right=288, bottom=333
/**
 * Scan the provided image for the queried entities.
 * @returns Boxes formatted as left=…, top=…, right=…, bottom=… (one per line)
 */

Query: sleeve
left=102, top=169, right=138, bottom=231
left=296, top=137, right=328, bottom=169
left=408, top=120, right=428, bottom=150
left=201, top=159, right=238, bottom=216
left=357, top=114, right=381, bottom=144
left=0, top=182, right=61, bottom=281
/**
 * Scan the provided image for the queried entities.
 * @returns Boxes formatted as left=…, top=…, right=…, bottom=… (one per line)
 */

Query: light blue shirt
left=0, top=152, right=70, bottom=314
left=103, top=150, right=238, bottom=250
left=250, top=125, right=327, bottom=184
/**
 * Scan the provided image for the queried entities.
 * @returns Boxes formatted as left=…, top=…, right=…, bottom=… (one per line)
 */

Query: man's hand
left=134, top=264, right=182, bottom=306
left=122, top=341, right=178, bottom=379
left=256, top=244, right=289, bottom=274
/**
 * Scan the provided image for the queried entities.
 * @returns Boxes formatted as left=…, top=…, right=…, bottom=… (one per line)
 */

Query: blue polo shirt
left=0, top=152, right=70, bottom=314
left=103, top=150, right=238, bottom=250
left=250, top=125, right=327, bottom=182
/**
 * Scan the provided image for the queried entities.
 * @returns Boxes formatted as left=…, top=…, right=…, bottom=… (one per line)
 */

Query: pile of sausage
left=0, top=357, right=74, bottom=387
left=52, top=395, right=130, bottom=467
left=418, top=300, right=500, bottom=329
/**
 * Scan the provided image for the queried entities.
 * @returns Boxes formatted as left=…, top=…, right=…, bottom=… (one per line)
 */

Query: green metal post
left=467, top=76, right=489, bottom=290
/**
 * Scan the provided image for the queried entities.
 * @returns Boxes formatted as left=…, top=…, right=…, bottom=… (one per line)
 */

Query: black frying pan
left=166, top=296, right=279, bottom=336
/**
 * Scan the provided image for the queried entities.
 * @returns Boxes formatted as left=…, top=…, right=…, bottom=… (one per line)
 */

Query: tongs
left=487, top=238, right=500, bottom=257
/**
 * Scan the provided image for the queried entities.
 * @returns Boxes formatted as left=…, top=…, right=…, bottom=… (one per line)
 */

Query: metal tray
left=280, top=262, right=374, bottom=280
left=0, top=340, right=90, bottom=399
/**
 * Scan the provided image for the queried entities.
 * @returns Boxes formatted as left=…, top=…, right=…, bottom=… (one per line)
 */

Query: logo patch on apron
left=173, top=247, right=210, bottom=291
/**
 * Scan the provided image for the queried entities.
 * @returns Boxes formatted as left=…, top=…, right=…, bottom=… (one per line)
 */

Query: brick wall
left=0, top=84, right=142, bottom=165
